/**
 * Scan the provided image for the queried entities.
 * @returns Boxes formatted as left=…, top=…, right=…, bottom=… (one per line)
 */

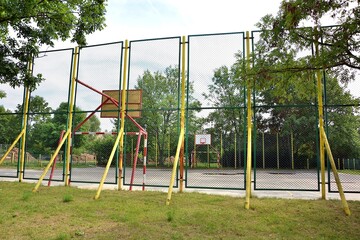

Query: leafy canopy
left=255, top=0, right=359, bottom=84
left=0, top=0, right=107, bottom=89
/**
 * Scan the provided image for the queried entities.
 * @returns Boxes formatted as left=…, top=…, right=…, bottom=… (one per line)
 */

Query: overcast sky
left=1, top=0, right=284, bottom=116
left=1, top=0, right=358, bottom=131
left=54, top=0, right=283, bottom=47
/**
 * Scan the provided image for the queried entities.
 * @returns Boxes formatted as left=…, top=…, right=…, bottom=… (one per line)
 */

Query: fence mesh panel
left=186, top=32, right=245, bottom=189
left=0, top=80, right=23, bottom=177
left=125, top=37, right=181, bottom=188
left=21, top=49, right=73, bottom=182
left=327, top=105, right=360, bottom=192
left=71, top=42, right=123, bottom=184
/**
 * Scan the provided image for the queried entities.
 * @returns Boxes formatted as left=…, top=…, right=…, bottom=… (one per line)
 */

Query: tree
left=324, top=76, right=360, bottom=159
left=0, top=105, right=18, bottom=144
left=0, top=0, right=107, bottom=89
left=204, top=49, right=360, bottom=167
left=134, top=66, right=200, bottom=165
left=255, top=0, right=359, bottom=84
left=15, top=95, right=52, bottom=124
left=0, top=90, right=5, bottom=99
left=203, top=64, right=245, bottom=137
left=25, top=100, right=101, bottom=155
left=88, top=135, right=116, bottom=166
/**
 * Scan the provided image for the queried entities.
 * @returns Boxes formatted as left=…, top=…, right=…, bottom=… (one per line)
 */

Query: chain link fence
left=0, top=77, right=25, bottom=178
left=125, top=37, right=181, bottom=188
left=19, top=48, right=73, bottom=182
left=0, top=30, right=359, bottom=194
left=70, top=42, right=123, bottom=184
left=186, top=32, right=246, bottom=189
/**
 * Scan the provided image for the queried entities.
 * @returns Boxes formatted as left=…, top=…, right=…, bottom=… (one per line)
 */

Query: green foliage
left=203, top=64, right=245, bottom=137
left=28, top=121, right=59, bottom=155
left=205, top=47, right=360, bottom=161
left=0, top=105, right=19, bottom=143
left=133, top=66, right=200, bottom=165
left=255, top=0, right=359, bottom=83
left=0, top=90, right=5, bottom=99
left=0, top=0, right=107, bottom=89
left=88, top=135, right=116, bottom=166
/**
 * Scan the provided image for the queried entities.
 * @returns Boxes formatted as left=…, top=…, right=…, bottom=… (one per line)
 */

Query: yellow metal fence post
left=65, top=46, right=79, bottom=186
left=315, top=40, right=326, bottom=200
left=19, top=86, right=30, bottom=182
left=244, top=31, right=253, bottom=210
left=118, top=39, right=129, bottom=191
left=166, top=36, right=186, bottom=205
left=18, top=59, right=33, bottom=182
left=179, top=36, right=186, bottom=193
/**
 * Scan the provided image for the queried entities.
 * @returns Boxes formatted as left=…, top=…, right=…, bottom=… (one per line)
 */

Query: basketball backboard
left=100, top=89, right=142, bottom=118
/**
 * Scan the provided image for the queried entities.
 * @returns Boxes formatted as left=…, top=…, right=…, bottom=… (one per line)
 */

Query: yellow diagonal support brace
left=320, top=128, right=351, bottom=216
left=166, top=129, right=184, bottom=205
left=94, top=128, right=124, bottom=199
left=0, top=129, right=25, bottom=165
left=33, top=130, right=71, bottom=192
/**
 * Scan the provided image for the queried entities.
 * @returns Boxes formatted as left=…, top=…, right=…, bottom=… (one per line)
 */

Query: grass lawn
left=0, top=181, right=359, bottom=240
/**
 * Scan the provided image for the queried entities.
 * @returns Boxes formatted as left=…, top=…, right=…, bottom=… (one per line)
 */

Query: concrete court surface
left=0, top=167, right=359, bottom=201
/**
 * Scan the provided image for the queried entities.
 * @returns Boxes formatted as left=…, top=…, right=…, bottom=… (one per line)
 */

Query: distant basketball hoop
left=195, top=134, right=211, bottom=145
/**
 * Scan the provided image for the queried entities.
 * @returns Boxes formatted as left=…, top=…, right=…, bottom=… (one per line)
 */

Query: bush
left=88, top=135, right=117, bottom=166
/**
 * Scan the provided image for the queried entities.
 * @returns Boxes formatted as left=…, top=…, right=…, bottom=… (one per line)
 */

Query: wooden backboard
left=100, top=90, right=142, bottom=118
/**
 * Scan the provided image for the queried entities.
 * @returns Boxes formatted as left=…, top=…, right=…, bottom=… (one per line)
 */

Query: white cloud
left=79, top=0, right=282, bottom=46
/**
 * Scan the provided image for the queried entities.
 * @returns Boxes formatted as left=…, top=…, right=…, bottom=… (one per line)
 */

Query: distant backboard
left=195, top=134, right=211, bottom=145
left=100, top=90, right=142, bottom=118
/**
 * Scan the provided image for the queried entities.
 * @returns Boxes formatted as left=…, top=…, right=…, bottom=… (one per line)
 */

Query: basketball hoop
left=195, top=134, right=211, bottom=145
